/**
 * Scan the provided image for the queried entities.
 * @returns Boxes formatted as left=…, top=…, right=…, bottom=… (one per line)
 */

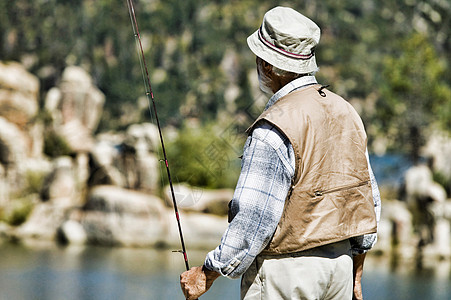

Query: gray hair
left=272, top=65, right=319, bottom=77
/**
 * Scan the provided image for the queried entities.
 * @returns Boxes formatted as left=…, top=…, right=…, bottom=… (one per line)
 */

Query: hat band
left=258, top=26, right=314, bottom=60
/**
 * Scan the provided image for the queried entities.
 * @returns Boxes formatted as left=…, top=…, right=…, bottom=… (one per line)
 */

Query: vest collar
left=264, top=75, right=318, bottom=111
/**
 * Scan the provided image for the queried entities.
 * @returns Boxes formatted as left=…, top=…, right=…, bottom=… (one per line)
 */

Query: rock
left=428, top=200, right=451, bottom=257
left=75, top=152, right=90, bottom=190
left=0, top=62, right=45, bottom=199
left=0, top=117, right=30, bottom=193
left=57, top=119, right=95, bottom=153
left=0, top=165, right=7, bottom=206
left=423, top=130, right=451, bottom=181
left=372, top=217, right=392, bottom=254
left=404, top=164, right=447, bottom=203
left=79, top=185, right=168, bottom=247
left=125, top=123, right=160, bottom=153
left=402, top=164, right=449, bottom=255
left=123, top=123, right=160, bottom=191
left=432, top=217, right=451, bottom=257
left=58, top=220, right=87, bottom=245
left=40, top=156, right=80, bottom=207
left=90, top=139, right=126, bottom=187
left=90, top=126, right=160, bottom=191
left=0, top=117, right=28, bottom=170
left=0, top=116, right=49, bottom=203
left=60, top=66, right=105, bottom=131
left=44, top=65, right=105, bottom=153
left=0, top=61, right=39, bottom=128
left=29, top=121, right=45, bottom=158
left=16, top=203, right=68, bottom=240
left=131, top=151, right=159, bottom=191
left=166, top=210, right=227, bottom=249
left=403, top=163, right=447, bottom=247
left=376, top=200, right=415, bottom=258
left=0, top=221, right=13, bottom=240
left=164, top=183, right=233, bottom=215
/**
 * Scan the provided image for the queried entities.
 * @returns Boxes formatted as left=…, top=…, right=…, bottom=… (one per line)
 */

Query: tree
left=376, top=33, right=451, bottom=162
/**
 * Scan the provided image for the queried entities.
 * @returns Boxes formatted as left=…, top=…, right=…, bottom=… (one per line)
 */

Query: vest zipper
left=313, top=180, right=370, bottom=197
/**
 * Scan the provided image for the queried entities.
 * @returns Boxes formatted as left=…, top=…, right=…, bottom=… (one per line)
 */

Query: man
left=181, top=6, right=381, bottom=300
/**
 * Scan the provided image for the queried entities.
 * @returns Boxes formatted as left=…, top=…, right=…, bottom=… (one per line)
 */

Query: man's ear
left=261, top=59, right=273, bottom=77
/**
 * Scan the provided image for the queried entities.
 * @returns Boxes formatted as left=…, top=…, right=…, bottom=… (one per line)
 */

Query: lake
left=0, top=242, right=450, bottom=300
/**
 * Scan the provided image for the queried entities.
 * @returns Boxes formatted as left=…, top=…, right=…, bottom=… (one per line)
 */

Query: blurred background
left=0, top=0, right=450, bottom=299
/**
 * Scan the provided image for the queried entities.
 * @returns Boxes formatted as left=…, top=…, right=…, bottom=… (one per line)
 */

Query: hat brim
left=247, top=29, right=318, bottom=74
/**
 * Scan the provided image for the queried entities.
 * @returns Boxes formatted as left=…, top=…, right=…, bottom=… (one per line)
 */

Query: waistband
left=258, top=239, right=351, bottom=260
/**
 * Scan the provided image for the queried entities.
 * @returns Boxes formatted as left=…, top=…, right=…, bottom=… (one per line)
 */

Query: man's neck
left=264, top=76, right=318, bottom=110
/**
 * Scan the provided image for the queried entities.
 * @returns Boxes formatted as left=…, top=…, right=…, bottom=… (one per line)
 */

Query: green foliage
left=0, top=197, right=35, bottom=226
left=376, top=33, right=451, bottom=160
left=43, top=130, right=73, bottom=158
left=24, top=170, right=46, bottom=195
left=166, top=122, right=242, bottom=189
left=1, top=0, right=451, bottom=158
left=433, top=170, right=451, bottom=197
left=0, top=170, right=46, bottom=226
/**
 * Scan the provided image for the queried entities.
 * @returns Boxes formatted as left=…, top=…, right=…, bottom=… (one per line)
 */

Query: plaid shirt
left=205, top=76, right=381, bottom=279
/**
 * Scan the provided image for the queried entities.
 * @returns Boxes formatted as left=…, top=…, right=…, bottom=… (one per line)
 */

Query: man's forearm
left=352, top=253, right=366, bottom=300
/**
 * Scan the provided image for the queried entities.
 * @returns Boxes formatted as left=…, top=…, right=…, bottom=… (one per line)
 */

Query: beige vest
left=249, top=85, right=377, bottom=255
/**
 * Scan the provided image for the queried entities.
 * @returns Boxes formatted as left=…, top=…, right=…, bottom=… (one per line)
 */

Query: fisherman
left=180, top=6, right=381, bottom=300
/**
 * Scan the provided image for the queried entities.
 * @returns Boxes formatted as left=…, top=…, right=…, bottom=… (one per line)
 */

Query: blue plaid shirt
left=205, top=76, right=381, bottom=279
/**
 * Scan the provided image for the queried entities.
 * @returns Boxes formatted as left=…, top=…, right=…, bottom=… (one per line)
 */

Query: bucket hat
left=247, top=6, right=321, bottom=74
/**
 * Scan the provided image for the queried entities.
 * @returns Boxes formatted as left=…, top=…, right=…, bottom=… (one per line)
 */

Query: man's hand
left=352, top=253, right=366, bottom=300
left=353, top=279, right=363, bottom=300
left=180, top=266, right=221, bottom=300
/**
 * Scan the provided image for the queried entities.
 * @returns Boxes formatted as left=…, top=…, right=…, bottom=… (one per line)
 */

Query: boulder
left=40, top=156, right=80, bottom=207
left=0, top=62, right=45, bottom=200
left=0, top=165, right=7, bottom=206
left=90, top=126, right=160, bottom=192
left=374, top=199, right=415, bottom=258
left=125, top=123, right=160, bottom=153
left=404, top=164, right=447, bottom=203
left=0, top=117, right=49, bottom=206
left=164, top=183, right=233, bottom=215
left=404, top=164, right=447, bottom=244
left=59, top=66, right=105, bottom=131
left=0, top=221, right=13, bottom=240
left=58, top=219, right=87, bottom=245
left=90, top=138, right=126, bottom=187
left=78, top=185, right=168, bottom=247
left=16, top=202, right=68, bottom=240
left=57, top=119, right=95, bottom=153
left=166, top=210, right=227, bottom=249
left=0, top=117, right=30, bottom=192
left=44, top=66, right=105, bottom=153
left=0, top=117, right=28, bottom=170
left=428, top=200, right=451, bottom=258
left=123, top=123, right=160, bottom=191
left=0, top=61, right=39, bottom=128
left=423, top=130, right=451, bottom=181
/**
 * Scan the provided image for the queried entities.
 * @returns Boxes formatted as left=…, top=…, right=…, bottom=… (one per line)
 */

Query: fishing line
left=125, top=0, right=191, bottom=273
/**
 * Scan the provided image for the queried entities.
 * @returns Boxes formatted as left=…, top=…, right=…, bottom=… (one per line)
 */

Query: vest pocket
left=311, top=180, right=370, bottom=197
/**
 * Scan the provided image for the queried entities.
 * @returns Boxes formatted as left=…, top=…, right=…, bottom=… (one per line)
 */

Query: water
left=0, top=242, right=239, bottom=300
left=0, top=242, right=450, bottom=300
left=369, top=153, right=414, bottom=188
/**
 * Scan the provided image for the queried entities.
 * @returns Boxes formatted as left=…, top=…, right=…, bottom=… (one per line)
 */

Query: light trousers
left=241, top=240, right=353, bottom=300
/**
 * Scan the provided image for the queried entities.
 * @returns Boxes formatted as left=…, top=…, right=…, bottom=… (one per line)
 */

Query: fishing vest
left=248, top=84, right=377, bottom=255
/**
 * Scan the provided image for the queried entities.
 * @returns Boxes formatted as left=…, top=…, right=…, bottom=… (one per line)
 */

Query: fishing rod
left=125, top=0, right=191, bottom=273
